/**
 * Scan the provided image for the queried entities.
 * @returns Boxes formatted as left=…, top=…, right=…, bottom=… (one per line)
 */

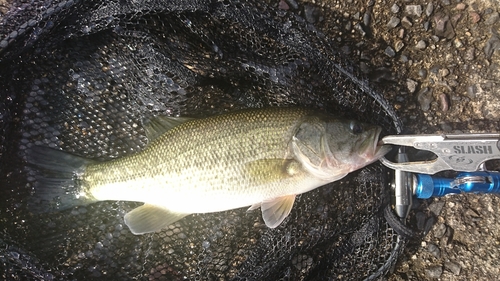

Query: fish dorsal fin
left=124, top=204, right=189, bottom=235
left=144, top=116, right=195, bottom=141
left=259, top=194, right=296, bottom=228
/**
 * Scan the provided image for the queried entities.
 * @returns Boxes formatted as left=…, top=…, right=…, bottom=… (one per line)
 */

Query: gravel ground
left=289, top=0, right=500, bottom=279
left=1, top=0, right=499, bottom=279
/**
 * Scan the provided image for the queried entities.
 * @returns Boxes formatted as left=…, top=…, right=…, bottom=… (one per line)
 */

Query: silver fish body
left=29, top=107, right=390, bottom=234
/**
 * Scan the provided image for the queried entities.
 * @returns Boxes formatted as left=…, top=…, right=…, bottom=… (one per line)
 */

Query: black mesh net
left=1, top=0, right=408, bottom=280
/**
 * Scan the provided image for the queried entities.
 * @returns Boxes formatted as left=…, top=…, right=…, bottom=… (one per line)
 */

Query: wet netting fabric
left=0, top=0, right=409, bottom=280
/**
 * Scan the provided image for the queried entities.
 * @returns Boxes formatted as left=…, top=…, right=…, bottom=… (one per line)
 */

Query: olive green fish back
left=83, top=108, right=310, bottom=195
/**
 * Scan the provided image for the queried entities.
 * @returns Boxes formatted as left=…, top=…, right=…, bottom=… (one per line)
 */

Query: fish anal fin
left=124, top=204, right=189, bottom=235
left=247, top=203, right=260, bottom=211
left=144, top=116, right=195, bottom=141
left=260, top=195, right=296, bottom=228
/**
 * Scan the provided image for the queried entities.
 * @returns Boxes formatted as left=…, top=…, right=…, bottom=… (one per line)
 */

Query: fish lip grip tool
left=380, top=133, right=500, bottom=174
left=379, top=133, right=500, bottom=220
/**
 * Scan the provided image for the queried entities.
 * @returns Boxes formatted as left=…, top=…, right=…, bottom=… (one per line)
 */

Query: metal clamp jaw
left=380, top=133, right=500, bottom=220
left=380, top=133, right=500, bottom=174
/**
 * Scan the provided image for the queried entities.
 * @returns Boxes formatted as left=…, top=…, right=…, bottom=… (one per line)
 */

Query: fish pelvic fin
left=26, top=146, right=97, bottom=213
left=258, top=195, right=297, bottom=228
left=124, top=204, right=189, bottom=235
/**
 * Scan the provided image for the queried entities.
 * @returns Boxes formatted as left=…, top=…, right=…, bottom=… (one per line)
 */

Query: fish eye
left=349, top=121, right=363, bottom=134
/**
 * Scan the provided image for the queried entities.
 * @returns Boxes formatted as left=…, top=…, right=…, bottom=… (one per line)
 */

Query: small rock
left=439, top=93, right=449, bottom=111
left=304, top=4, right=322, bottom=24
left=387, top=16, right=401, bottom=29
left=416, top=40, right=427, bottom=50
left=426, top=266, right=443, bottom=278
left=455, top=3, right=466, bottom=10
left=424, top=216, right=435, bottom=235
left=406, top=78, right=418, bottom=93
left=469, top=12, right=481, bottom=24
left=416, top=212, right=426, bottom=230
left=440, top=226, right=454, bottom=246
left=354, top=23, right=367, bottom=37
left=398, top=28, right=405, bottom=38
left=394, top=40, right=405, bottom=52
left=363, top=12, right=371, bottom=26
left=440, top=0, right=450, bottom=6
left=405, top=5, right=422, bottom=17
left=467, top=84, right=478, bottom=98
left=451, top=13, right=462, bottom=26
left=444, top=261, right=461, bottom=275
left=434, top=14, right=448, bottom=32
left=391, top=3, right=400, bottom=14
left=385, top=46, right=396, bottom=57
left=402, top=16, right=413, bottom=27
left=430, top=65, right=440, bottom=74
left=428, top=201, right=445, bottom=216
left=345, top=21, right=352, bottom=31
left=454, top=38, right=463, bottom=48
left=440, top=122, right=453, bottom=132
left=433, top=223, right=447, bottom=238
left=417, top=87, right=432, bottom=111
left=278, top=0, right=289, bottom=10
left=427, top=243, right=441, bottom=258
left=438, top=68, right=449, bottom=77
left=485, top=11, right=499, bottom=25
left=434, top=13, right=455, bottom=39
left=285, top=0, right=299, bottom=10
left=484, top=32, right=500, bottom=59
left=423, top=21, right=430, bottom=31
left=418, top=68, right=427, bottom=78
left=426, top=3, right=434, bottom=17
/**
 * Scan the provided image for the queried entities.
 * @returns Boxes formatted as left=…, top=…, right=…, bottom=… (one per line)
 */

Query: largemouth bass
left=28, top=107, right=391, bottom=235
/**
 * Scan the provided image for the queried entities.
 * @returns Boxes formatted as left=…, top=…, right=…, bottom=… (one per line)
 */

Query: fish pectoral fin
left=124, top=204, right=189, bottom=235
left=260, top=195, right=296, bottom=228
left=144, top=115, right=195, bottom=141
left=245, top=159, right=303, bottom=184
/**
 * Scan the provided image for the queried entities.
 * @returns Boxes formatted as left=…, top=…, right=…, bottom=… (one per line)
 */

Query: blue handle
left=414, top=171, right=500, bottom=199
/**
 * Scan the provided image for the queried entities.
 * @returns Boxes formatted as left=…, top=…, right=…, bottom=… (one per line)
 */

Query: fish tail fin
left=26, top=146, right=97, bottom=213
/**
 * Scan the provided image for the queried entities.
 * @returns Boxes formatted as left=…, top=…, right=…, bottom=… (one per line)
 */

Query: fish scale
left=28, top=107, right=389, bottom=234
left=84, top=107, right=311, bottom=202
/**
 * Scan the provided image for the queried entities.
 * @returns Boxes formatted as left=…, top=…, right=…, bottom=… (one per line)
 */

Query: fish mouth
left=372, top=127, right=392, bottom=161
left=367, top=127, right=392, bottom=161
left=349, top=127, right=392, bottom=172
